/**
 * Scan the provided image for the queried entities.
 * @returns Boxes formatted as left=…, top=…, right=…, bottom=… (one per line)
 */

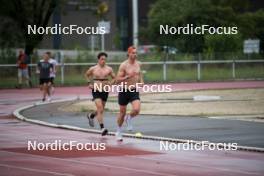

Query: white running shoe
left=125, top=115, right=133, bottom=131
left=87, top=113, right=95, bottom=127
left=116, top=131, right=123, bottom=141
left=47, top=96, right=51, bottom=102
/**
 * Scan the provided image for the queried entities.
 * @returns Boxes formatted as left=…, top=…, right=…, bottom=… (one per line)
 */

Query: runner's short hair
left=46, top=51, right=52, bottom=58
left=127, top=46, right=136, bottom=54
left=97, top=52, right=108, bottom=59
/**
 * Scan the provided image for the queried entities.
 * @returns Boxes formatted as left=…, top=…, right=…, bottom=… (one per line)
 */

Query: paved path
left=22, top=101, right=264, bottom=148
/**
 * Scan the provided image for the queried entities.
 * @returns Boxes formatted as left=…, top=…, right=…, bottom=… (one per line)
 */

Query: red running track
left=1, top=115, right=264, bottom=176
left=0, top=81, right=264, bottom=176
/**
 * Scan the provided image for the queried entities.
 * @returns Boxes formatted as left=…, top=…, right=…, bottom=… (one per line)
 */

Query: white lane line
left=2, top=149, right=261, bottom=176
left=13, top=100, right=264, bottom=152
left=125, top=155, right=260, bottom=175
left=0, top=163, right=75, bottom=176
left=0, top=150, right=177, bottom=176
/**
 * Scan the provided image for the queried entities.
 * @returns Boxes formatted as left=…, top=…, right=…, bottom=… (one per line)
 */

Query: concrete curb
left=13, top=98, right=264, bottom=153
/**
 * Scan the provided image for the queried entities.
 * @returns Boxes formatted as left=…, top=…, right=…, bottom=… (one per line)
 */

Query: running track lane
left=1, top=81, right=264, bottom=176
left=0, top=116, right=264, bottom=176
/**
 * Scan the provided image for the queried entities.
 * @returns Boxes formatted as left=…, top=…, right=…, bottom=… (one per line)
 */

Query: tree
left=0, top=0, right=99, bottom=56
left=204, top=34, right=243, bottom=53
left=143, top=0, right=263, bottom=53
left=145, top=0, right=238, bottom=52
left=237, top=10, right=264, bottom=52
left=0, top=0, right=61, bottom=55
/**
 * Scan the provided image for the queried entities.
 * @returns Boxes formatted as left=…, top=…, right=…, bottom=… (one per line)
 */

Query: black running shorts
left=39, top=78, right=51, bottom=85
left=118, top=89, right=140, bottom=106
left=92, top=90, right=109, bottom=102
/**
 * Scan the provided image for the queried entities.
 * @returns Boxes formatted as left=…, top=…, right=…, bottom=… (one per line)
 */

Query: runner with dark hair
left=85, top=52, right=115, bottom=136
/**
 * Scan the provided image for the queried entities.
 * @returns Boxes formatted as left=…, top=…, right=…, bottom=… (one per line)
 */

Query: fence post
left=60, top=51, right=64, bottom=85
left=163, top=47, right=168, bottom=81
left=197, top=53, right=201, bottom=81
left=232, top=60, right=236, bottom=79
left=163, top=62, right=167, bottom=81
left=101, top=34, right=105, bottom=51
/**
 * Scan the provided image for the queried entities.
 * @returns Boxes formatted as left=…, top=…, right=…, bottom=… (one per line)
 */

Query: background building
left=40, top=0, right=156, bottom=51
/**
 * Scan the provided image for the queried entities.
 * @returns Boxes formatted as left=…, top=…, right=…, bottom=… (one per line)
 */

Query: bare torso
left=88, top=65, right=113, bottom=90
left=120, top=60, right=142, bottom=87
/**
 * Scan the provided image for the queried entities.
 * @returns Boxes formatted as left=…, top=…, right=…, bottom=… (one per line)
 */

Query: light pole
left=132, top=0, right=138, bottom=47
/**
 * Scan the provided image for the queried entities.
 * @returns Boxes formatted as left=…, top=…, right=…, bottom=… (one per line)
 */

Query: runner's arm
left=109, top=68, right=116, bottom=85
left=116, top=63, right=130, bottom=83
left=85, top=67, right=94, bottom=84
left=139, top=63, right=144, bottom=85
left=53, top=62, right=57, bottom=74
left=36, top=62, right=40, bottom=74
left=50, top=64, right=54, bottom=74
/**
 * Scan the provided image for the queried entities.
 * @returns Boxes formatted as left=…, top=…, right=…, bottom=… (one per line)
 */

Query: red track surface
left=1, top=81, right=264, bottom=176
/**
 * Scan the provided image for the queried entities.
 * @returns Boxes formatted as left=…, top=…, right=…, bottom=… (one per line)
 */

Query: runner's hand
left=87, top=82, right=93, bottom=89
left=127, top=72, right=138, bottom=79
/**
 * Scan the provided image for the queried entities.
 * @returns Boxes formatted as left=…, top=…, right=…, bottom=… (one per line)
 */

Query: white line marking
left=0, top=163, right=75, bottom=176
left=125, top=155, right=260, bottom=175
left=13, top=99, right=264, bottom=152
left=1, top=149, right=261, bottom=176
left=0, top=150, right=177, bottom=176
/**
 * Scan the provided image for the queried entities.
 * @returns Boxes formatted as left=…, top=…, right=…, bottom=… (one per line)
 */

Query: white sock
left=117, top=126, right=122, bottom=133
left=126, top=114, right=131, bottom=120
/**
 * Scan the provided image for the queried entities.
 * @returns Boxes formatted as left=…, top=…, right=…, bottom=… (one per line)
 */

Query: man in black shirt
left=37, top=52, right=53, bottom=102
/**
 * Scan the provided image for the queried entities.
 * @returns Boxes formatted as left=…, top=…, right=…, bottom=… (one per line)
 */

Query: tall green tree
left=0, top=0, right=98, bottom=56
left=204, top=34, right=243, bottom=53
left=144, top=0, right=263, bottom=53
left=0, top=0, right=61, bottom=55
left=238, top=10, right=264, bottom=51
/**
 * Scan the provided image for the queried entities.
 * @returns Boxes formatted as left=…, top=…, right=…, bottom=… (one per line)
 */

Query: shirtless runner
left=85, top=52, right=115, bottom=136
left=115, top=46, right=144, bottom=141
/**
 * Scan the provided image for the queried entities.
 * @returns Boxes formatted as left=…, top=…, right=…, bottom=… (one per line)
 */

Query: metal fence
left=0, top=59, right=264, bottom=88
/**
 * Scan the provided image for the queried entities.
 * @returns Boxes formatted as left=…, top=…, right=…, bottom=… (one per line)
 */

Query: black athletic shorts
left=118, top=89, right=140, bottom=106
left=50, top=77, right=54, bottom=84
left=92, top=90, right=109, bottom=102
left=39, top=78, right=51, bottom=85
